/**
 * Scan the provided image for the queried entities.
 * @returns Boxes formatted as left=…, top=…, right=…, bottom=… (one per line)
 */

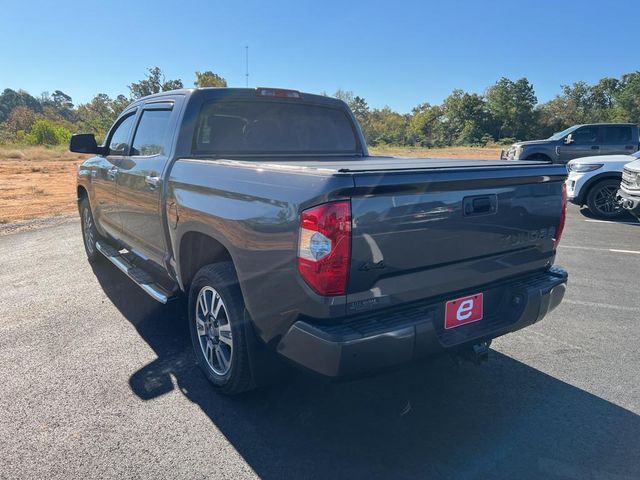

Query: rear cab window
left=603, top=126, right=632, bottom=144
left=192, top=101, right=358, bottom=156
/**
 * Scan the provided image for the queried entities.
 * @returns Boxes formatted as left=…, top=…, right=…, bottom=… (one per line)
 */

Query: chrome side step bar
left=95, top=241, right=175, bottom=304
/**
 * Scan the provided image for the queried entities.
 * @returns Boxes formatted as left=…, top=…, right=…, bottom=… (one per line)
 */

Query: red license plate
left=444, top=293, right=483, bottom=330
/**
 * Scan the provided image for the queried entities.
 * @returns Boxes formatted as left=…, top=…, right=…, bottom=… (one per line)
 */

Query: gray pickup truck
left=501, top=123, right=640, bottom=163
left=72, top=87, right=568, bottom=394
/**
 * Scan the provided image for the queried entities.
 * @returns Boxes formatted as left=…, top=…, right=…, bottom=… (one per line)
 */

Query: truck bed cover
left=185, top=155, right=557, bottom=174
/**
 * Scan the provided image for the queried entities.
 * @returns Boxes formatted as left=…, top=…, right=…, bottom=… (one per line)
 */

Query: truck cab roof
left=128, top=87, right=345, bottom=108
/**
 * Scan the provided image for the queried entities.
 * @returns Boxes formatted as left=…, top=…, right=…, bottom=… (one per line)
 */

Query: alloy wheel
left=593, top=185, right=622, bottom=216
left=82, top=207, right=95, bottom=255
left=195, top=286, right=233, bottom=376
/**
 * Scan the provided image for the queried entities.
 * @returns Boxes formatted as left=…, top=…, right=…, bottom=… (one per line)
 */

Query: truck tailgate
left=346, top=164, right=567, bottom=311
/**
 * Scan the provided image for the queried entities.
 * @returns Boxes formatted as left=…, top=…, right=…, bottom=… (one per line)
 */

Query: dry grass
left=1, top=150, right=26, bottom=160
left=369, top=145, right=502, bottom=159
left=0, top=145, right=502, bottom=224
left=0, top=146, right=88, bottom=223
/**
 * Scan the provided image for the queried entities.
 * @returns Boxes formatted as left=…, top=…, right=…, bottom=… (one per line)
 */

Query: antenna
left=245, top=45, right=249, bottom=87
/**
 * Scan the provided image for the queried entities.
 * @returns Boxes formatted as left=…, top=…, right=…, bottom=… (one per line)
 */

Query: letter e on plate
left=444, top=293, right=483, bottom=329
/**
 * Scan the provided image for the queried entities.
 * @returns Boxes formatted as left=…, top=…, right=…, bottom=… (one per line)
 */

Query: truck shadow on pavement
left=92, top=261, right=640, bottom=480
left=577, top=207, right=639, bottom=224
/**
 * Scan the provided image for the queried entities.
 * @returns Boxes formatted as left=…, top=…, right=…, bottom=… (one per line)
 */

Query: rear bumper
left=618, top=189, right=640, bottom=216
left=277, top=267, right=567, bottom=377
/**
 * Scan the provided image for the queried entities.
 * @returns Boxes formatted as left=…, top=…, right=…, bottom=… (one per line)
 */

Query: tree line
left=339, top=72, right=640, bottom=147
left=0, top=68, right=227, bottom=146
left=1, top=67, right=639, bottom=148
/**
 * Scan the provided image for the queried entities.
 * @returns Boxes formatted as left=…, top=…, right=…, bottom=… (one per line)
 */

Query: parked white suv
left=566, top=151, right=640, bottom=218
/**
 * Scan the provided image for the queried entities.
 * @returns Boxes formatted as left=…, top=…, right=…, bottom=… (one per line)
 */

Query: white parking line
left=560, top=245, right=640, bottom=254
left=584, top=219, right=639, bottom=226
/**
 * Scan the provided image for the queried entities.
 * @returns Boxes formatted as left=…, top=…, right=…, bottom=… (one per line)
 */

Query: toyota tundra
left=71, top=87, right=568, bottom=394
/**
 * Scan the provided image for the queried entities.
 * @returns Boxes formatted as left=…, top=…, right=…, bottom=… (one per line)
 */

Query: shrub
left=480, top=134, right=495, bottom=146
left=497, top=137, right=517, bottom=146
left=15, top=130, right=28, bottom=144
left=26, top=119, right=71, bottom=145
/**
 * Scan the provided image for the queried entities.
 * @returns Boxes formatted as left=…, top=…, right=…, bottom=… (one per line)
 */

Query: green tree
left=349, top=95, right=370, bottom=137
left=194, top=71, right=228, bottom=88
left=52, top=90, right=73, bottom=110
left=611, top=72, right=640, bottom=124
left=112, top=94, right=130, bottom=117
left=536, top=80, right=606, bottom=137
left=409, top=102, right=445, bottom=147
left=330, top=91, right=374, bottom=141
left=0, top=88, right=42, bottom=123
left=560, top=81, right=597, bottom=123
left=486, top=77, right=537, bottom=140
left=366, top=107, right=410, bottom=145
left=129, top=67, right=184, bottom=99
left=441, top=90, right=490, bottom=145
left=591, top=77, right=619, bottom=120
left=76, top=93, right=130, bottom=141
left=40, top=89, right=76, bottom=122
left=333, top=89, right=354, bottom=104
left=534, top=98, right=567, bottom=138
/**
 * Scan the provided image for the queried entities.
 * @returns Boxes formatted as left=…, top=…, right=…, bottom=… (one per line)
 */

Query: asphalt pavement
left=0, top=206, right=638, bottom=480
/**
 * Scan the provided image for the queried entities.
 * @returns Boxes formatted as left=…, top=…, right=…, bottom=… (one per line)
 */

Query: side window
left=603, top=126, right=632, bottom=144
left=571, top=126, right=600, bottom=145
left=131, top=109, right=173, bottom=156
left=108, top=114, right=136, bottom=155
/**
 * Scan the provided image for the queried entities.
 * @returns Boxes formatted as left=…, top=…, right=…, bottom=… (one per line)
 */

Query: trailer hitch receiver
left=452, top=341, right=491, bottom=366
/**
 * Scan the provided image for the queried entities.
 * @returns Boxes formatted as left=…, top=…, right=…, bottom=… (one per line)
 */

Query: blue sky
left=1, top=0, right=638, bottom=112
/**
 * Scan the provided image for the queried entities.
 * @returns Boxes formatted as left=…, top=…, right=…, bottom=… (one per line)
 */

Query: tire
left=586, top=179, right=624, bottom=219
left=188, top=262, right=257, bottom=395
left=79, top=197, right=101, bottom=263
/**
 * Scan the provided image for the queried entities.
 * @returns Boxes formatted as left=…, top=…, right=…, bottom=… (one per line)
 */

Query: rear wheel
left=188, top=262, right=257, bottom=395
left=79, top=197, right=101, bottom=262
left=586, top=179, right=624, bottom=219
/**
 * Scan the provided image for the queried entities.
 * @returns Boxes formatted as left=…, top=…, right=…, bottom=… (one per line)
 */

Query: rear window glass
left=193, top=101, right=358, bottom=155
left=603, top=126, right=632, bottom=144
left=572, top=126, right=600, bottom=144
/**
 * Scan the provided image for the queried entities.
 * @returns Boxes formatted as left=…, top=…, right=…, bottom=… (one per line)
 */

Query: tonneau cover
left=187, top=155, right=553, bottom=174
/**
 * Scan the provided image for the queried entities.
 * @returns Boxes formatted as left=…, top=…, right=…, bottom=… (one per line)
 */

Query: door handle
left=625, top=145, right=634, bottom=150
left=145, top=175, right=160, bottom=189
left=107, top=166, right=118, bottom=180
left=590, top=146, right=599, bottom=150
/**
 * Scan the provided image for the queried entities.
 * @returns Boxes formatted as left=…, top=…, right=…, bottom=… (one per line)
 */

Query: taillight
left=554, top=182, right=567, bottom=249
left=297, top=201, right=351, bottom=296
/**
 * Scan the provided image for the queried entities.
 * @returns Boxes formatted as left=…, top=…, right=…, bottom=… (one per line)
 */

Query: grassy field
left=370, top=145, right=501, bottom=159
left=0, top=145, right=502, bottom=224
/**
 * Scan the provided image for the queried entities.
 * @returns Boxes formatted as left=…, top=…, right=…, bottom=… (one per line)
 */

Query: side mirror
left=70, top=133, right=105, bottom=155
left=564, top=134, right=574, bottom=145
